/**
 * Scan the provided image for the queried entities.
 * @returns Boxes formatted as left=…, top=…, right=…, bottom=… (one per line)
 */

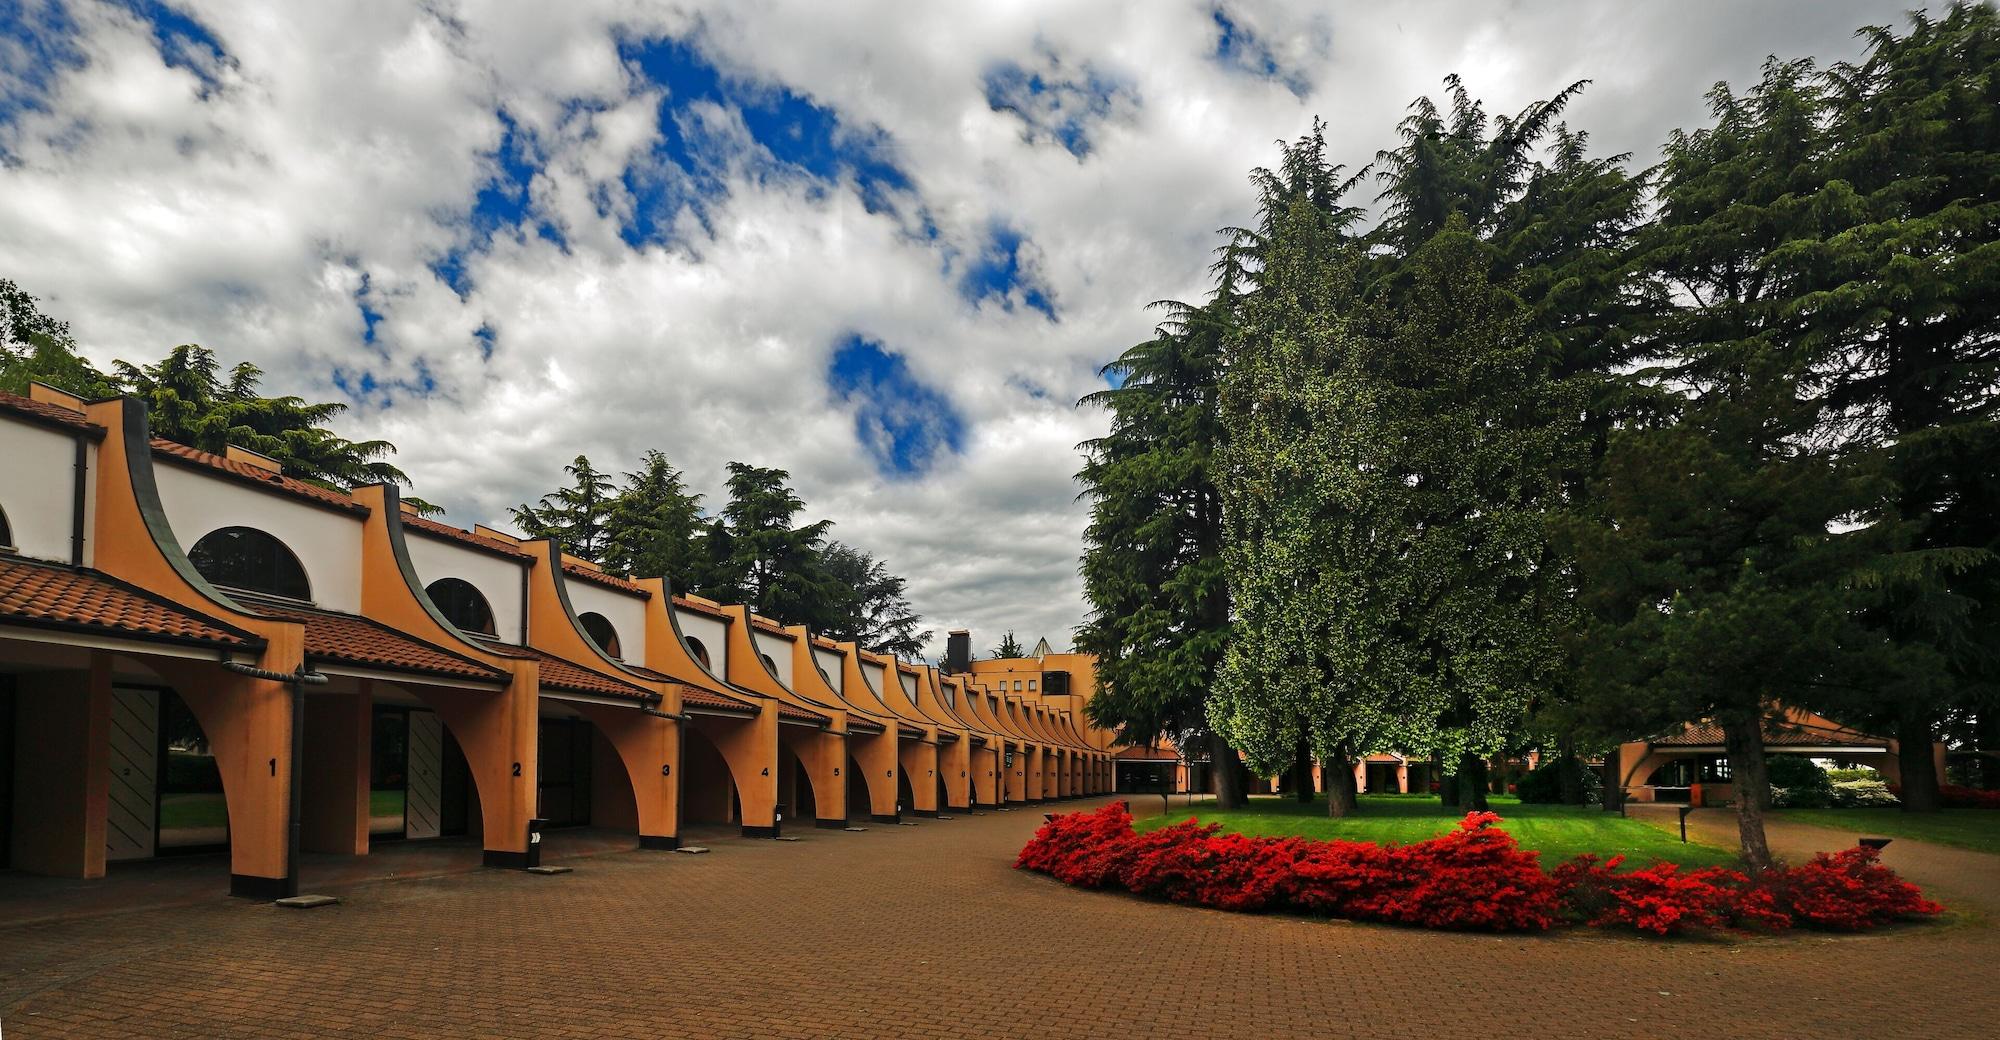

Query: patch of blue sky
left=960, top=223, right=1056, bottom=320
left=614, top=35, right=913, bottom=250
left=1211, top=6, right=1313, bottom=98
left=828, top=336, right=967, bottom=479
left=981, top=55, right=1135, bottom=159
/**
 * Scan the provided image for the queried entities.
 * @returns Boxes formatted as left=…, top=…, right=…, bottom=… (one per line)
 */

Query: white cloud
left=0, top=0, right=1922, bottom=656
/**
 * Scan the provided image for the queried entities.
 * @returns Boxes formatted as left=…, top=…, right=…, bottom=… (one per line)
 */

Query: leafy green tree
left=115, top=345, right=420, bottom=499
left=0, top=279, right=119, bottom=397
left=991, top=631, right=1025, bottom=660
left=602, top=450, right=708, bottom=585
left=511, top=455, right=616, bottom=561
left=818, top=542, right=930, bottom=658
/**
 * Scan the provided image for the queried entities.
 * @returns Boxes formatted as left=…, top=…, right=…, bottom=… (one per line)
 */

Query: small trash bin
left=525, top=817, right=547, bottom=869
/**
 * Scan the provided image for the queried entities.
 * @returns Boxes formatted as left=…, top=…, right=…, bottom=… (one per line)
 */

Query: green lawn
left=371, top=789, right=407, bottom=819
left=1777, top=808, right=2000, bottom=856
left=1138, top=794, right=1740, bottom=869
left=158, top=792, right=228, bottom=831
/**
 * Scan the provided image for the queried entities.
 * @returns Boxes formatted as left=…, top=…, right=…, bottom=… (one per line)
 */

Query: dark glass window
left=579, top=612, right=621, bottom=659
left=0, top=502, right=13, bottom=548
left=685, top=636, right=711, bottom=668
left=188, top=526, right=311, bottom=600
left=426, top=578, right=495, bottom=635
left=760, top=653, right=778, bottom=675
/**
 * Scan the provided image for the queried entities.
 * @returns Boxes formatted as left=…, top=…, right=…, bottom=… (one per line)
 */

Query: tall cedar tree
left=818, top=542, right=931, bottom=658
left=711, top=462, right=845, bottom=628
left=511, top=455, right=616, bottom=561
left=1800, top=4, right=2000, bottom=804
left=602, top=450, right=709, bottom=587
left=1369, top=78, right=1649, bottom=804
left=1074, top=292, right=1249, bottom=800
left=1577, top=58, right=1885, bottom=869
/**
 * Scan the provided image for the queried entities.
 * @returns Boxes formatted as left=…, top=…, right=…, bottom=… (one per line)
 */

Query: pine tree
left=992, top=631, right=1025, bottom=660
left=511, top=455, right=616, bottom=561
left=1796, top=3, right=2000, bottom=808
left=1574, top=57, right=1880, bottom=869
left=602, top=450, right=707, bottom=585
left=819, top=543, right=930, bottom=657
left=712, top=462, right=843, bottom=627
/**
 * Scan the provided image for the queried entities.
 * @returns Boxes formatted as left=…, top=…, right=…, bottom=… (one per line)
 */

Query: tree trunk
left=1600, top=746, right=1622, bottom=812
left=1721, top=714, right=1773, bottom=872
left=1979, top=710, right=1999, bottom=790
left=1210, top=729, right=1247, bottom=810
left=1325, top=749, right=1359, bottom=817
left=1291, top=732, right=1315, bottom=803
left=1558, top=737, right=1586, bottom=805
left=1437, top=754, right=1460, bottom=809
left=1896, top=713, right=1941, bottom=812
left=1457, top=753, right=1489, bottom=812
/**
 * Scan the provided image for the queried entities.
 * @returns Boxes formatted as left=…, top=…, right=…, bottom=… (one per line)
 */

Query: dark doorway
left=895, top=770, right=914, bottom=816
left=846, top=754, right=870, bottom=820
left=370, top=707, right=409, bottom=840
left=537, top=718, right=594, bottom=827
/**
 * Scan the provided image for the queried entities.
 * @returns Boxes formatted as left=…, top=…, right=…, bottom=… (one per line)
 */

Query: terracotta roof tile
left=0, top=391, right=104, bottom=437
left=526, top=649, right=654, bottom=701
left=402, top=515, right=531, bottom=560
left=749, top=617, right=796, bottom=639
left=150, top=440, right=368, bottom=516
left=675, top=683, right=757, bottom=714
left=253, top=604, right=505, bottom=682
left=0, top=557, right=257, bottom=648
left=777, top=701, right=828, bottom=724
left=561, top=562, right=650, bottom=597
left=671, top=595, right=731, bottom=619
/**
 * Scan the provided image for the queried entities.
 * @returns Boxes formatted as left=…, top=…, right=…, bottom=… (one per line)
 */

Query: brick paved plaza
left=2, top=797, right=1994, bottom=1040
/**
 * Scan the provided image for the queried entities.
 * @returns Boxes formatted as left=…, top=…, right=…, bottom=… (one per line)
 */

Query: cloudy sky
left=0, top=0, right=1923, bottom=657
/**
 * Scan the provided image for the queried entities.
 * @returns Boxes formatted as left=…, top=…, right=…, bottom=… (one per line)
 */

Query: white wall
left=405, top=533, right=527, bottom=643
left=0, top=419, right=88, bottom=564
left=752, top=630, right=794, bottom=687
left=898, top=671, right=918, bottom=699
left=153, top=462, right=364, bottom=612
left=862, top=660, right=890, bottom=700
left=566, top=580, right=648, bottom=663
left=674, top=607, right=729, bottom=677
left=812, top=648, right=844, bottom=694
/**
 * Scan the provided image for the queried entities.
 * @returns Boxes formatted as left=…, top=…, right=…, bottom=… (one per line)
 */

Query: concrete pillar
left=8, top=657, right=112, bottom=878
left=897, top=738, right=939, bottom=816
left=300, top=685, right=371, bottom=855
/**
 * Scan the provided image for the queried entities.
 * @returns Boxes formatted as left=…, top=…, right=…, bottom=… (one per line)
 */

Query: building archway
left=895, top=769, right=915, bottom=817
left=681, top=725, right=738, bottom=825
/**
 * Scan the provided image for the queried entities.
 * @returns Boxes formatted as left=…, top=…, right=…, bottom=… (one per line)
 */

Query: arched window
left=685, top=636, right=711, bottom=669
left=579, top=612, right=622, bottom=659
left=426, top=577, right=495, bottom=636
left=189, top=526, right=311, bottom=601
left=759, top=653, right=778, bottom=675
left=0, top=502, right=13, bottom=549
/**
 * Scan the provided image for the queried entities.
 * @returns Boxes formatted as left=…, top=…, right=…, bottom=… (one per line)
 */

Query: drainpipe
left=223, top=660, right=328, bottom=898
left=69, top=436, right=88, bottom=566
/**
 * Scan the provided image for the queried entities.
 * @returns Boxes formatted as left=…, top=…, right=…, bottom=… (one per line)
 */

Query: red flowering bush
left=1761, top=846, right=1944, bottom=930
left=1014, top=799, right=1141, bottom=887
left=1017, top=801, right=1946, bottom=937
left=1553, top=855, right=1789, bottom=935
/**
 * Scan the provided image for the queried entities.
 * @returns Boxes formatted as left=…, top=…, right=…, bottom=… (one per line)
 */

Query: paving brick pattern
left=2, top=798, right=1994, bottom=1039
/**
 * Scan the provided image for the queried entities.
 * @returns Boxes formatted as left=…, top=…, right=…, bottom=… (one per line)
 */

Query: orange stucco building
left=0, top=386, right=1118, bottom=898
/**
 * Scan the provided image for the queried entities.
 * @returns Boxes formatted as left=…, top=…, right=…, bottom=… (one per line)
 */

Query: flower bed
left=1017, top=801, right=1943, bottom=935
